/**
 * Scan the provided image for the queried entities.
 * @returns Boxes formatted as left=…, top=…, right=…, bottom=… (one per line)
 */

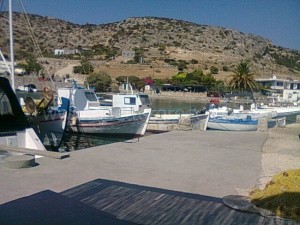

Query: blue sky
left=5, top=0, right=300, bottom=50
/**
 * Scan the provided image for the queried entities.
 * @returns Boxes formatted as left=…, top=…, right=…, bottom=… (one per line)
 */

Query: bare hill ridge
left=1, top=12, right=299, bottom=80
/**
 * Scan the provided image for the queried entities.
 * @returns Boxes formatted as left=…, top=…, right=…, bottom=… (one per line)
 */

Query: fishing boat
left=106, top=91, right=208, bottom=132
left=147, top=113, right=209, bottom=132
left=208, top=104, right=277, bottom=119
left=257, top=91, right=300, bottom=117
left=258, top=103, right=300, bottom=117
left=0, top=77, right=46, bottom=151
left=23, top=89, right=70, bottom=150
left=207, top=104, right=280, bottom=131
left=0, top=2, right=46, bottom=154
left=2, top=0, right=70, bottom=150
left=207, top=115, right=259, bottom=131
left=207, top=113, right=286, bottom=131
left=57, top=84, right=151, bottom=137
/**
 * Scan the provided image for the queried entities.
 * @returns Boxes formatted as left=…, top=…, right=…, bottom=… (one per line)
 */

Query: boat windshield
left=84, top=91, right=98, bottom=102
left=139, top=95, right=151, bottom=105
left=0, top=79, right=29, bottom=132
left=0, top=87, right=13, bottom=116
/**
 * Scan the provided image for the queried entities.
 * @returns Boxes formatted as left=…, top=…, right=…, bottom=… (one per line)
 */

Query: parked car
left=17, top=84, right=37, bottom=92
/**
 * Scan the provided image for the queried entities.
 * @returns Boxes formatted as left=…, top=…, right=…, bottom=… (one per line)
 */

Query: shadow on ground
left=0, top=179, right=298, bottom=225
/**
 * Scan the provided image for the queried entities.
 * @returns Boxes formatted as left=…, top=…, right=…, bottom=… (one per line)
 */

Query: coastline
left=148, top=91, right=220, bottom=103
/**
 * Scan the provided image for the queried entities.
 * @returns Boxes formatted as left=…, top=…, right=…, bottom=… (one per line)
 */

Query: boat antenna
left=0, top=49, right=12, bottom=74
left=126, top=77, right=133, bottom=94
left=8, top=0, right=15, bottom=91
left=17, top=0, right=56, bottom=89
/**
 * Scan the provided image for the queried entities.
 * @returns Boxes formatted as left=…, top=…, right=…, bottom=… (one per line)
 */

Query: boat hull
left=70, top=112, right=150, bottom=136
left=147, top=113, right=208, bottom=132
left=207, top=117, right=258, bottom=131
left=28, top=111, right=68, bottom=149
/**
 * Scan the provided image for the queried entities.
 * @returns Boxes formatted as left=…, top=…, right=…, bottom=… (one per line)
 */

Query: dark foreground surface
left=0, top=179, right=298, bottom=225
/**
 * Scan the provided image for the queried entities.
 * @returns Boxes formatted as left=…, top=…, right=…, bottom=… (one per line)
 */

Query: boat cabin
left=57, top=87, right=100, bottom=110
left=112, top=94, right=151, bottom=113
left=0, top=77, right=29, bottom=133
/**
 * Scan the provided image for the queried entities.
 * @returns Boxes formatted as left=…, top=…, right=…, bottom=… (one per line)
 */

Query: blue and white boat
left=207, top=115, right=258, bottom=131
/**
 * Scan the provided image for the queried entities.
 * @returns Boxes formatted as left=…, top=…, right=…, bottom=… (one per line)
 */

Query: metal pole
left=9, top=0, right=15, bottom=91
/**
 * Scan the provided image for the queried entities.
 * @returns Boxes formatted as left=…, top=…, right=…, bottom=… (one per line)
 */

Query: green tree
left=128, top=75, right=142, bottom=90
left=190, top=59, right=198, bottom=64
left=135, top=80, right=146, bottom=92
left=185, top=69, right=205, bottom=84
left=172, top=72, right=187, bottom=85
left=228, top=60, right=258, bottom=92
left=115, top=76, right=127, bottom=85
left=203, top=73, right=218, bottom=91
left=86, top=71, right=112, bottom=92
left=73, top=59, right=94, bottom=74
left=210, top=66, right=219, bottom=74
left=153, top=78, right=163, bottom=86
left=177, top=60, right=188, bottom=71
left=18, top=55, right=43, bottom=75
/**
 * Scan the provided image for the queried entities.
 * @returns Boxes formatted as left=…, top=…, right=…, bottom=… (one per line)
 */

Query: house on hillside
left=54, top=49, right=81, bottom=55
left=122, top=50, right=135, bottom=60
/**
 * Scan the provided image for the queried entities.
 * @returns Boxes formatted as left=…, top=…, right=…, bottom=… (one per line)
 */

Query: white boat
left=207, top=113, right=286, bottom=131
left=147, top=113, right=209, bottom=132
left=17, top=84, right=37, bottom=92
left=23, top=93, right=70, bottom=150
left=207, top=115, right=259, bottom=131
left=0, top=77, right=46, bottom=151
left=207, top=103, right=283, bottom=131
left=108, top=91, right=208, bottom=132
left=70, top=109, right=150, bottom=136
left=2, top=0, right=69, bottom=151
left=208, top=104, right=277, bottom=119
left=257, top=92, right=300, bottom=117
left=259, top=103, right=300, bottom=117
left=57, top=86, right=151, bottom=137
left=0, top=3, right=45, bottom=154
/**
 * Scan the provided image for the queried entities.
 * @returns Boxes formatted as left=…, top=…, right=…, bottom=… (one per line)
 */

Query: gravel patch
left=258, top=123, right=300, bottom=189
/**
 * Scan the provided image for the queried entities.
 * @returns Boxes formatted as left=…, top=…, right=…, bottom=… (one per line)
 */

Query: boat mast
left=9, top=0, right=15, bottom=91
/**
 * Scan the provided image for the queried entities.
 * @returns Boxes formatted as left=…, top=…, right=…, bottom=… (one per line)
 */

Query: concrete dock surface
left=0, top=123, right=300, bottom=224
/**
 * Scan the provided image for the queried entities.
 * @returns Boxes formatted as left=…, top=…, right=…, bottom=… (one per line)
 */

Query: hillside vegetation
left=1, top=12, right=299, bottom=80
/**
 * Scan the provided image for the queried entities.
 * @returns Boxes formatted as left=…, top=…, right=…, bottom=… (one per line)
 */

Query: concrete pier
left=0, top=124, right=299, bottom=224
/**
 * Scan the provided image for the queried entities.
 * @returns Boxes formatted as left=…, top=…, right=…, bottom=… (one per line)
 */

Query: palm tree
left=228, top=60, right=258, bottom=92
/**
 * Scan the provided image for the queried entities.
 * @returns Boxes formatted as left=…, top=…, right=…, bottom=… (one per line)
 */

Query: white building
left=122, top=50, right=135, bottom=60
left=256, top=75, right=300, bottom=102
left=54, top=49, right=79, bottom=55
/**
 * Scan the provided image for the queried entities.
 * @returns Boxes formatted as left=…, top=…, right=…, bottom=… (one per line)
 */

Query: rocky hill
left=1, top=12, right=299, bottom=80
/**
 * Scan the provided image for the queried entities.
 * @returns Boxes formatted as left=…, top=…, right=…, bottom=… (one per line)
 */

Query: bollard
left=258, top=118, right=268, bottom=132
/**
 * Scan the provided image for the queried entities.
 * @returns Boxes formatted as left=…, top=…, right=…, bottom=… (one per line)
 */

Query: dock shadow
left=0, top=189, right=137, bottom=225
left=1, top=179, right=298, bottom=225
